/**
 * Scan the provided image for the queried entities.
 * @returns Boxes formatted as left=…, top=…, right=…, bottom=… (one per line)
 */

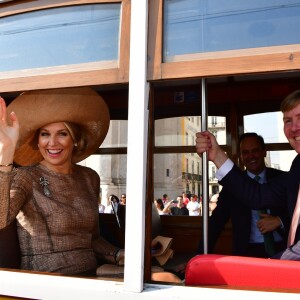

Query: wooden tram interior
left=1, top=1, right=300, bottom=298
left=96, top=70, right=297, bottom=284
left=0, top=73, right=298, bottom=298
left=0, top=70, right=298, bottom=288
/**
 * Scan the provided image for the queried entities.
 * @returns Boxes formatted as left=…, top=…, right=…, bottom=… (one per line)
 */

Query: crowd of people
left=154, top=192, right=218, bottom=216
left=100, top=190, right=218, bottom=219
left=98, top=193, right=126, bottom=214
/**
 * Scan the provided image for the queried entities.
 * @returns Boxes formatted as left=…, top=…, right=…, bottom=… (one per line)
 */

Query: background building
left=82, top=116, right=227, bottom=205
left=83, top=112, right=294, bottom=207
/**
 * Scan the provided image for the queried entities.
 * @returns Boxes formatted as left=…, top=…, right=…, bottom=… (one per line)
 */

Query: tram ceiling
left=152, top=75, right=300, bottom=119
left=2, top=72, right=300, bottom=120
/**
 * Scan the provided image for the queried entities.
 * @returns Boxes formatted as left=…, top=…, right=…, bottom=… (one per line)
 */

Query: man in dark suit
left=195, top=90, right=300, bottom=260
left=197, top=133, right=289, bottom=257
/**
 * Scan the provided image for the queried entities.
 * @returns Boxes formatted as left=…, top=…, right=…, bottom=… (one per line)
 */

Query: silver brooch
left=39, top=177, right=52, bottom=197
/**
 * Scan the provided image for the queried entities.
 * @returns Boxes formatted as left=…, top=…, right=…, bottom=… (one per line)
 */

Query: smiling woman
left=0, top=87, right=124, bottom=276
left=7, top=88, right=110, bottom=166
left=37, top=122, right=77, bottom=173
left=1, top=0, right=300, bottom=299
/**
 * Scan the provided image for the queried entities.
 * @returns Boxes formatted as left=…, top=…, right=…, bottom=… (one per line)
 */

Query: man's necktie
left=254, top=175, right=261, bottom=182
left=255, top=175, right=276, bottom=256
left=287, top=185, right=300, bottom=247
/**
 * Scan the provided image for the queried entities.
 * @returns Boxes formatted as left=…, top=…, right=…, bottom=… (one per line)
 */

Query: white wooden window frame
left=0, top=1, right=299, bottom=299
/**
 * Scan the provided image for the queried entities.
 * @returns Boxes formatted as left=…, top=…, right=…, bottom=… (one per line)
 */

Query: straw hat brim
left=7, top=87, right=110, bottom=166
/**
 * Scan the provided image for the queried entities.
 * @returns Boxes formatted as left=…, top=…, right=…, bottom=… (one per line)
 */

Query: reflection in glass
left=164, top=0, right=300, bottom=60
left=0, top=4, right=120, bottom=72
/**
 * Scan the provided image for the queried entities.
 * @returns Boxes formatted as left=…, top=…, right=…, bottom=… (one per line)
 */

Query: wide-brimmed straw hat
left=7, top=87, right=110, bottom=166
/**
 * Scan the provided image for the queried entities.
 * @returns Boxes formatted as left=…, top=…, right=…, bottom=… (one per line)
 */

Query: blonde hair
left=280, top=90, right=300, bottom=112
left=63, top=122, right=86, bottom=154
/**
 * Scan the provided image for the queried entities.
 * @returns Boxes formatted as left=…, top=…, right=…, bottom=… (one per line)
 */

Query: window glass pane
left=75, top=153, right=127, bottom=250
left=164, top=0, right=300, bottom=60
left=244, top=112, right=297, bottom=171
left=155, top=116, right=226, bottom=146
left=0, top=4, right=120, bottom=72
left=81, top=154, right=127, bottom=203
left=264, top=150, right=295, bottom=172
left=102, top=120, right=128, bottom=148
left=154, top=153, right=202, bottom=214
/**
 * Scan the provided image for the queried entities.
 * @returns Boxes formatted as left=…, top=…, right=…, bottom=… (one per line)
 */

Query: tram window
left=0, top=3, right=121, bottom=72
left=245, top=112, right=286, bottom=144
left=263, top=150, right=296, bottom=171
left=154, top=153, right=202, bottom=207
left=155, top=117, right=196, bottom=146
left=102, top=120, right=128, bottom=147
left=155, top=116, right=226, bottom=146
left=244, top=112, right=296, bottom=171
left=81, top=154, right=127, bottom=208
left=153, top=152, right=219, bottom=215
left=163, top=0, right=300, bottom=61
left=208, top=117, right=226, bottom=144
left=79, top=119, right=128, bottom=208
left=154, top=115, right=226, bottom=215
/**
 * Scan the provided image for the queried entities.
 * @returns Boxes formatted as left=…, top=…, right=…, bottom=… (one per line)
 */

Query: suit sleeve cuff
left=278, top=217, right=284, bottom=229
left=216, top=158, right=234, bottom=181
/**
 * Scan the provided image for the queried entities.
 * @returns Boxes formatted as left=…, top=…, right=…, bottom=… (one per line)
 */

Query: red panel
left=185, top=254, right=300, bottom=289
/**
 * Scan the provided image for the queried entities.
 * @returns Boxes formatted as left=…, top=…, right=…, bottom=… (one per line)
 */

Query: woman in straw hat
left=0, top=87, right=124, bottom=276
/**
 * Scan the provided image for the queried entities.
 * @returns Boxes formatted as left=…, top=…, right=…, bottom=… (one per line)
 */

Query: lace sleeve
left=0, top=168, right=31, bottom=228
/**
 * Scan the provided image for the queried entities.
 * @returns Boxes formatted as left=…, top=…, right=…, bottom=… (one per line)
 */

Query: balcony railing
left=182, top=172, right=202, bottom=181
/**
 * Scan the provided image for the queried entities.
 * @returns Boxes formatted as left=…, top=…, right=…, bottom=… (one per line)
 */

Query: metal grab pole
left=201, top=78, right=209, bottom=254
